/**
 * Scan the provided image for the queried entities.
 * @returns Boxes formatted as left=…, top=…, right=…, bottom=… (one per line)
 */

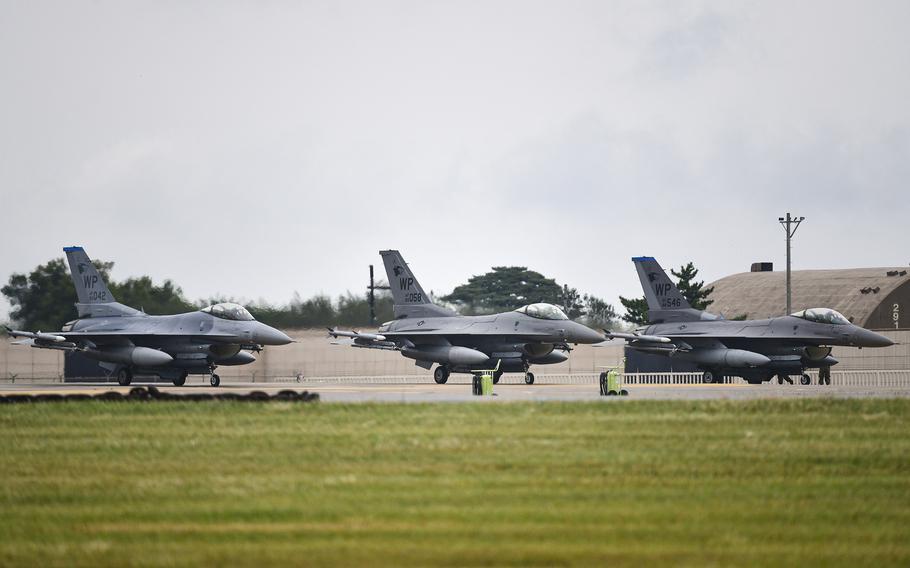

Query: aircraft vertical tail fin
left=632, top=256, right=718, bottom=323
left=380, top=250, right=456, bottom=319
left=64, top=246, right=140, bottom=318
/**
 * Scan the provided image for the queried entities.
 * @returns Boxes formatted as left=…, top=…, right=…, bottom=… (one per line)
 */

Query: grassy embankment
left=1, top=399, right=908, bottom=566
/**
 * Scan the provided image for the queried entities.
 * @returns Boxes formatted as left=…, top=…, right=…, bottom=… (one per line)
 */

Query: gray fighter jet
left=606, top=257, right=894, bottom=384
left=329, top=250, right=604, bottom=384
left=6, top=246, right=292, bottom=386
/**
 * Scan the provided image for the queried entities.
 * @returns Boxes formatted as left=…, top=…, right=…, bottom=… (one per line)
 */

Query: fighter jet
left=605, top=257, right=894, bottom=384
left=6, top=246, right=292, bottom=386
left=328, top=250, right=604, bottom=384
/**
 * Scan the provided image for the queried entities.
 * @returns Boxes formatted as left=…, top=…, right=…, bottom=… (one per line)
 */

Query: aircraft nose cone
left=570, top=323, right=605, bottom=344
left=255, top=324, right=293, bottom=345
left=852, top=328, right=894, bottom=348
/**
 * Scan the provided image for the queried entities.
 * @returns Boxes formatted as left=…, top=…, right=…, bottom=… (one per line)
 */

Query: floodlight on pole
left=779, top=213, right=805, bottom=315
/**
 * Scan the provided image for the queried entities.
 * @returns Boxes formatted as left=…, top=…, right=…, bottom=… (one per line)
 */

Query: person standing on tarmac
left=819, top=366, right=831, bottom=385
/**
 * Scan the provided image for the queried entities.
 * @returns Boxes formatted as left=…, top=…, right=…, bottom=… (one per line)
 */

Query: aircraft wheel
left=799, top=374, right=811, bottom=386
left=433, top=366, right=449, bottom=385
left=702, top=371, right=715, bottom=384
left=117, top=367, right=132, bottom=387
left=492, top=370, right=503, bottom=385
left=173, top=372, right=187, bottom=387
left=524, top=372, right=535, bottom=385
left=210, top=374, right=221, bottom=387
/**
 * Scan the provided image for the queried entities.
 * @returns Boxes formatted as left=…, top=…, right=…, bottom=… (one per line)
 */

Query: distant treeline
left=3, top=257, right=617, bottom=331
left=1, top=257, right=396, bottom=332
left=2, top=256, right=720, bottom=333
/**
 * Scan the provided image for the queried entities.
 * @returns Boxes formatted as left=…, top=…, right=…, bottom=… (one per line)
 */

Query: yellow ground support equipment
left=472, top=360, right=500, bottom=396
left=599, top=360, right=629, bottom=396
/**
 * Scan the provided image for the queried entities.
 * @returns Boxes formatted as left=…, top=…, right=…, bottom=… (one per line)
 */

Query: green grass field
left=1, top=399, right=909, bottom=566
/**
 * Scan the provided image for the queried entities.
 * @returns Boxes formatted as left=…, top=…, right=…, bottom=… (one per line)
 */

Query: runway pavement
left=2, top=380, right=909, bottom=402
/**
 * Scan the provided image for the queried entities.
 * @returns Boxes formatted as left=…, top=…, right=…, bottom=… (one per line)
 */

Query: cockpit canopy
left=791, top=308, right=851, bottom=325
left=514, top=303, right=569, bottom=321
left=201, top=302, right=255, bottom=321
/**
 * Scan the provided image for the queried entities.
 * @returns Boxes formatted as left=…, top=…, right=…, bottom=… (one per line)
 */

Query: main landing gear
left=434, top=366, right=450, bottom=385
left=210, top=373, right=221, bottom=387
left=117, top=367, right=133, bottom=386
left=777, top=373, right=812, bottom=385
left=524, top=372, right=535, bottom=385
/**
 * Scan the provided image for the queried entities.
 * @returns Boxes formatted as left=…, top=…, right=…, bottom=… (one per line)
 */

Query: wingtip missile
left=327, top=328, right=387, bottom=342
left=5, top=329, right=67, bottom=343
left=603, top=329, right=672, bottom=343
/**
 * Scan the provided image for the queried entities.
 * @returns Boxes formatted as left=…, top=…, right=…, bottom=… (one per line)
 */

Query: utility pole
left=778, top=213, right=805, bottom=315
left=367, top=265, right=390, bottom=327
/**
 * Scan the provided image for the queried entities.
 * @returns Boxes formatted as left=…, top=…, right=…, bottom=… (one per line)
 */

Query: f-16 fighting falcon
left=6, top=246, right=292, bottom=386
left=606, top=257, right=894, bottom=384
left=329, top=250, right=604, bottom=384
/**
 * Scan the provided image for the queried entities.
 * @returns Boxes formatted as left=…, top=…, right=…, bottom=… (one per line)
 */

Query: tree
left=557, top=285, right=585, bottom=320
left=582, top=294, right=617, bottom=328
left=111, top=277, right=196, bottom=315
left=441, top=267, right=561, bottom=313
left=619, top=295, right=649, bottom=326
left=336, top=291, right=393, bottom=327
left=670, top=262, right=714, bottom=311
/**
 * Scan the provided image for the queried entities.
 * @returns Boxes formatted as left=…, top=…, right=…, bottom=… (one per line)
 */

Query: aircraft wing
left=327, top=328, right=400, bottom=351
left=6, top=326, right=240, bottom=352
left=601, top=329, right=695, bottom=354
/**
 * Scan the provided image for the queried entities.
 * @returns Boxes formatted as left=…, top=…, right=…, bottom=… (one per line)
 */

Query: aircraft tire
left=702, top=371, right=715, bottom=384
left=117, top=368, right=132, bottom=387
left=799, top=374, right=811, bottom=386
left=433, top=366, right=449, bottom=385
left=173, top=372, right=187, bottom=387
left=210, top=374, right=221, bottom=387
left=524, top=372, right=535, bottom=385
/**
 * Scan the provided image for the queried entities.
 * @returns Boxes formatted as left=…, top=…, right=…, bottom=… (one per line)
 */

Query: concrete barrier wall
left=2, top=328, right=907, bottom=381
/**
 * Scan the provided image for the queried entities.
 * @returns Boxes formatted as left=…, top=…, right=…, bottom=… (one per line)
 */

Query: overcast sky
left=1, top=0, right=908, bottom=320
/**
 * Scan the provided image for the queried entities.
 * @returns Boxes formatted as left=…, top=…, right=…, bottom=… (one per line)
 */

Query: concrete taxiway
left=2, top=380, right=909, bottom=402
